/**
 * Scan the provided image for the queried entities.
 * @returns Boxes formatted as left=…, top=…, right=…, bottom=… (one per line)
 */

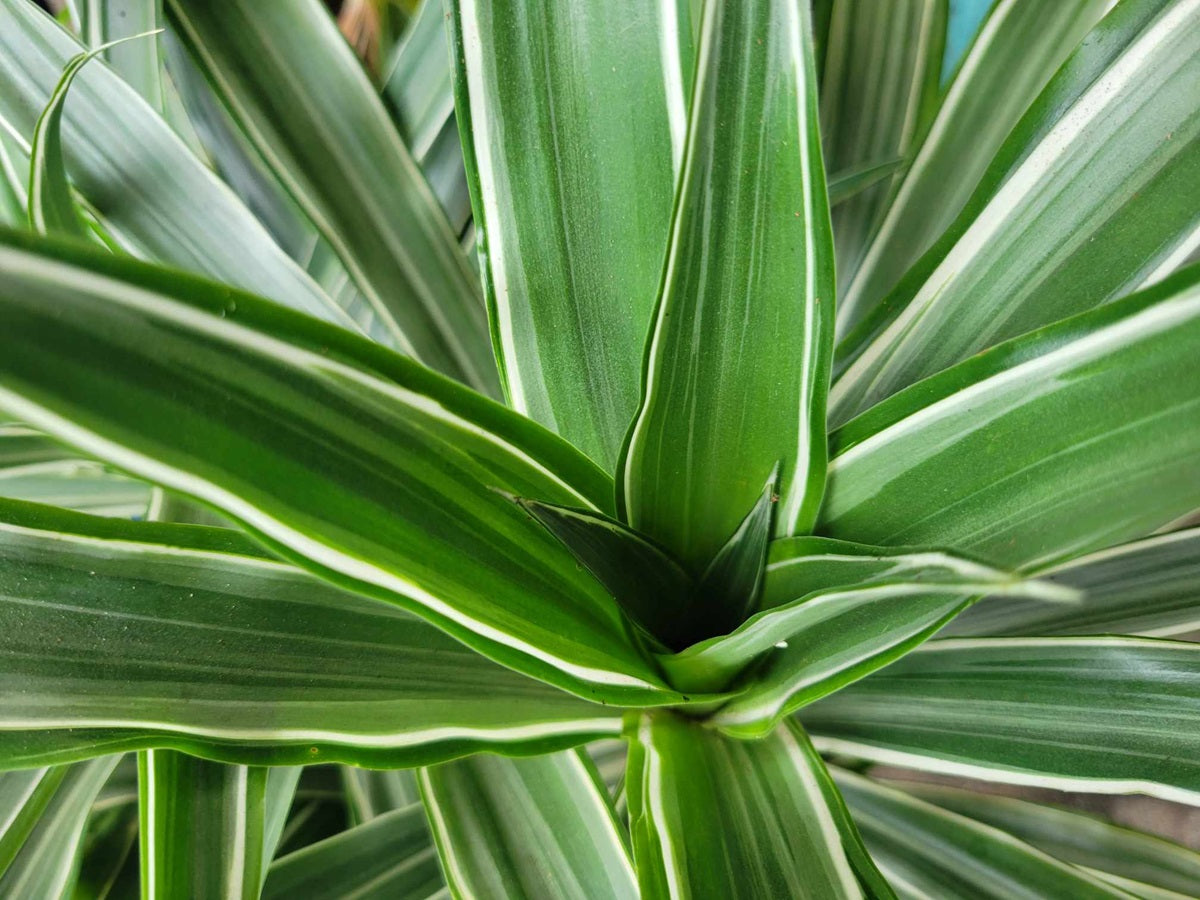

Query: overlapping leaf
left=821, top=267, right=1200, bottom=570
left=450, top=0, right=692, bottom=469
left=804, top=637, right=1200, bottom=803
left=167, top=0, right=498, bottom=394
left=0, top=231, right=678, bottom=703
left=621, top=0, right=834, bottom=571
left=0, top=498, right=630, bottom=769
left=832, top=0, right=1200, bottom=420
left=420, top=750, right=636, bottom=899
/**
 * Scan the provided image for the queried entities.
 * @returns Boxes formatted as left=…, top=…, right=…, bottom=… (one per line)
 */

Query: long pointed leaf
left=82, top=0, right=165, bottom=110
left=0, top=0, right=356, bottom=330
left=626, top=716, right=880, bottom=899
left=449, top=0, right=692, bottom=469
left=0, top=498, right=628, bottom=769
left=832, top=0, right=1200, bottom=420
left=803, top=637, right=1200, bottom=804
left=820, top=266, right=1200, bottom=570
left=621, top=0, right=835, bottom=571
left=833, top=769, right=1128, bottom=900
left=139, top=751, right=267, bottom=900
left=0, top=231, right=677, bottom=704
left=951, top=526, right=1200, bottom=638
left=167, top=0, right=498, bottom=395
left=836, top=0, right=1109, bottom=332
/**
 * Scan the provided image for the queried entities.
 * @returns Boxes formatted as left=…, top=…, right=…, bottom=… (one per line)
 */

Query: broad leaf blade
left=139, top=751, right=267, bottom=900
left=819, top=0, right=947, bottom=297
left=0, top=0, right=357, bottom=330
left=833, top=770, right=1128, bottom=900
left=0, top=231, right=676, bottom=704
left=803, top=637, right=1200, bottom=803
left=832, top=0, right=1200, bottom=421
left=263, top=802, right=444, bottom=900
left=667, top=537, right=1074, bottom=704
left=951, top=526, right=1200, bottom=638
left=167, top=0, right=499, bottom=395
left=837, top=0, right=1109, bottom=332
left=820, top=267, right=1200, bottom=570
left=449, top=0, right=692, bottom=469
left=0, top=498, right=628, bottom=769
left=626, top=716, right=878, bottom=899
left=621, top=0, right=835, bottom=570
left=904, top=783, right=1200, bottom=897
left=420, top=750, right=637, bottom=900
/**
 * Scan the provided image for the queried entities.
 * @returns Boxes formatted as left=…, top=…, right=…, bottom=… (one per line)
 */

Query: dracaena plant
left=0, top=0, right=1198, bottom=895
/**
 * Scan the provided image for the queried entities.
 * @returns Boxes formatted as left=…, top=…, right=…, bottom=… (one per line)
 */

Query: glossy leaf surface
left=821, top=268, right=1200, bottom=570
left=420, top=750, right=636, bottom=900
left=626, top=716, right=882, bottom=899
left=836, top=0, right=1109, bottom=332
left=804, top=637, right=1200, bottom=803
left=0, top=232, right=675, bottom=704
left=168, top=0, right=498, bottom=394
left=622, top=0, right=835, bottom=570
left=450, top=0, right=691, bottom=469
left=832, top=0, right=1200, bottom=420
left=0, top=499, right=627, bottom=769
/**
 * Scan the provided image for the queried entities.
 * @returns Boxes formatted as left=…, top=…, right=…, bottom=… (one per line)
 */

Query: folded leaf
left=420, top=750, right=636, bottom=900
left=903, top=782, right=1200, bottom=897
left=263, top=802, right=444, bottom=900
left=0, top=757, right=118, bottom=899
left=690, top=538, right=1074, bottom=724
left=803, top=637, right=1200, bottom=803
left=0, top=232, right=676, bottom=704
left=832, top=0, right=1200, bottom=421
left=139, top=751, right=268, bottom=900
left=621, top=0, right=835, bottom=570
left=0, top=498, right=630, bottom=769
left=832, top=769, right=1127, bottom=900
left=0, top=0, right=356, bottom=330
left=167, top=0, right=499, bottom=395
left=819, top=0, right=946, bottom=297
left=449, top=0, right=692, bottom=469
left=836, top=0, right=1109, bottom=332
left=821, top=267, right=1200, bottom=570
left=626, top=716, right=883, bottom=899
left=951, top=526, right=1200, bottom=638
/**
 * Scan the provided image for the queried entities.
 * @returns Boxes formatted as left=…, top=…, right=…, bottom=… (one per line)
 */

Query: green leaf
left=820, top=266, right=1200, bottom=570
left=831, top=0, right=1200, bottom=421
left=449, top=0, right=692, bottom=470
left=0, top=231, right=678, bottom=705
left=951, top=526, right=1200, bottom=638
left=0, top=0, right=356, bottom=329
left=903, top=782, right=1200, bottom=897
left=138, top=750, right=268, bottom=900
left=0, top=132, right=27, bottom=227
left=802, top=637, right=1200, bottom=804
left=341, top=768, right=420, bottom=823
left=516, top=499, right=692, bottom=652
left=674, top=538, right=1075, bottom=722
left=818, top=0, right=947, bottom=295
left=0, top=757, right=118, bottom=900
left=74, top=798, right=139, bottom=900
left=0, top=458, right=151, bottom=518
left=620, top=0, right=835, bottom=571
left=626, top=716, right=882, bottom=899
left=420, top=750, right=636, bottom=900
left=826, top=158, right=906, bottom=207
left=167, top=0, right=498, bottom=396
left=0, top=768, right=68, bottom=872
left=28, top=48, right=100, bottom=239
left=0, top=498, right=629, bottom=769
left=382, top=0, right=470, bottom=234
left=836, top=0, right=1109, bottom=332
left=82, top=0, right=165, bottom=109
left=832, top=769, right=1128, bottom=900
left=263, top=802, right=444, bottom=900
